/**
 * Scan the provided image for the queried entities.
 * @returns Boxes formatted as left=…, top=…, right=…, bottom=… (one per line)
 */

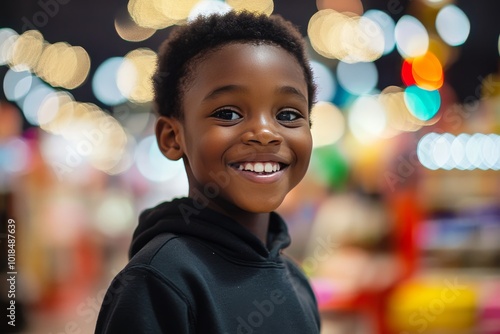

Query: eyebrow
left=203, top=85, right=243, bottom=101
left=202, top=84, right=308, bottom=103
left=276, top=85, right=307, bottom=103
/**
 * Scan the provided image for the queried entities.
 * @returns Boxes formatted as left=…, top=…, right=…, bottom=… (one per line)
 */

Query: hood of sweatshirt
left=129, top=197, right=291, bottom=262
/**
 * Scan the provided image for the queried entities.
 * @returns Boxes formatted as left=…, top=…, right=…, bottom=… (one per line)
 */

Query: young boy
left=95, top=11, right=320, bottom=333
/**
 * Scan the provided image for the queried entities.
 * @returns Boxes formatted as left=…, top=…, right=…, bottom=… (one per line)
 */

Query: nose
left=241, top=115, right=283, bottom=146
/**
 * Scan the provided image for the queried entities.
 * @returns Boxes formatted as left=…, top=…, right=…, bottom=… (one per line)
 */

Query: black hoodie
left=95, top=197, right=320, bottom=333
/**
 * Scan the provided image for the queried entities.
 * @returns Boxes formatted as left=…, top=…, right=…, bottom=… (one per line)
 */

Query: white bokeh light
left=188, top=0, right=232, bottom=22
left=348, top=95, right=386, bottom=143
left=135, top=135, right=186, bottom=182
left=363, top=9, right=396, bottom=55
left=310, top=60, right=336, bottom=102
left=395, top=15, right=429, bottom=58
left=3, top=69, right=32, bottom=102
left=436, top=5, right=470, bottom=46
left=337, top=61, right=378, bottom=96
left=92, top=57, right=128, bottom=106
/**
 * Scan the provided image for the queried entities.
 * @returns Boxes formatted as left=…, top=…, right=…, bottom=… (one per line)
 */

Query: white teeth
left=237, top=162, right=283, bottom=173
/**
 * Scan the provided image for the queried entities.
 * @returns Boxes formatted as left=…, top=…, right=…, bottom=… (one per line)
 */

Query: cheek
left=294, top=130, right=313, bottom=166
left=184, top=127, right=227, bottom=168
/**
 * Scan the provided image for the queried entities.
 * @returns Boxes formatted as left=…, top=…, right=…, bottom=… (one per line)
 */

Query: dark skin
left=156, top=43, right=312, bottom=244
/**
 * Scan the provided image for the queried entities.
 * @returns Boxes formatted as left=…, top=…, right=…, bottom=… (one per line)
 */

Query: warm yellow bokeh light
left=10, top=30, right=44, bottom=72
left=40, top=98, right=129, bottom=173
left=35, top=42, right=90, bottom=89
left=38, top=91, right=75, bottom=133
left=378, top=86, right=438, bottom=135
left=117, top=48, right=157, bottom=103
left=378, top=86, right=422, bottom=134
left=308, top=9, right=342, bottom=59
left=311, top=101, right=345, bottom=147
left=60, top=46, right=91, bottom=89
left=115, top=13, right=156, bottom=42
left=158, top=0, right=201, bottom=21
left=226, top=0, right=274, bottom=15
left=128, top=0, right=178, bottom=29
left=36, top=42, right=69, bottom=84
left=308, top=9, right=384, bottom=63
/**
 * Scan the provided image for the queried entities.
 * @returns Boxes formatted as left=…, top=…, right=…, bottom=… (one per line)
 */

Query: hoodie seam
left=185, top=236, right=287, bottom=269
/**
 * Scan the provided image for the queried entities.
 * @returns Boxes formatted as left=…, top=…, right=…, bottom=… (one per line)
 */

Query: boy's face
left=159, top=43, right=312, bottom=214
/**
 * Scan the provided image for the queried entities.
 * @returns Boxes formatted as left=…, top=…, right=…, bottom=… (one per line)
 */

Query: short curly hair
left=153, top=11, right=316, bottom=119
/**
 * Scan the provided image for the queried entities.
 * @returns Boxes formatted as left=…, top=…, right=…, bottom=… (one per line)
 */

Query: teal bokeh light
left=404, top=85, right=441, bottom=121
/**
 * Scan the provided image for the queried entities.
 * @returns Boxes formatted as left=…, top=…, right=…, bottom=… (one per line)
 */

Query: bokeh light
left=92, top=57, right=128, bottom=106
left=94, top=193, right=135, bottom=236
left=348, top=95, right=387, bottom=143
left=0, top=101, right=22, bottom=140
left=37, top=91, right=75, bottom=133
left=135, top=135, right=185, bottom=182
left=188, top=0, right=232, bottom=22
left=308, top=9, right=384, bottom=63
left=337, top=61, right=378, bottom=95
left=128, top=0, right=180, bottom=29
left=418, top=133, right=500, bottom=170
left=9, top=30, right=44, bottom=72
left=401, top=59, right=416, bottom=86
left=310, top=101, right=345, bottom=147
left=226, top=0, right=274, bottom=15
left=0, top=137, right=30, bottom=174
left=22, top=83, right=56, bottom=126
left=363, top=9, right=395, bottom=55
left=115, top=7, right=156, bottom=42
left=378, top=86, right=429, bottom=134
left=310, top=60, right=336, bottom=102
left=0, top=28, right=18, bottom=66
left=404, top=85, right=441, bottom=121
left=117, top=48, right=157, bottom=103
left=3, top=69, right=33, bottom=102
left=411, top=51, right=444, bottom=90
left=435, top=5, right=470, bottom=46
left=35, top=42, right=91, bottom=89
left=395, top=15, right=429, bottom=58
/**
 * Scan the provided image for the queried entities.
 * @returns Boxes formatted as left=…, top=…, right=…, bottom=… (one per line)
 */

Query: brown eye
left=277, top=109, right=302, bottom=122
left=212, top=108, right=241, bottom=120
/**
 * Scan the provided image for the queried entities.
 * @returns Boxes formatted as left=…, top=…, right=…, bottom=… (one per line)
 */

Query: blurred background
left=0, top=0, right=499, bottom=333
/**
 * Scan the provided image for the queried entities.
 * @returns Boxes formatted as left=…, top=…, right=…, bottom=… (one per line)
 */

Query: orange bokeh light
left=412, top=51, right=444, bottom=90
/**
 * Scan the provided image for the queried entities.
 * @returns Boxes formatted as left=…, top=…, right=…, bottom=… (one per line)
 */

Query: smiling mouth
left=229, top=161, right=288, bottom=174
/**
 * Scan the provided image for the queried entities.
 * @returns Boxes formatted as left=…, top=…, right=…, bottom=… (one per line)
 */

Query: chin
left=236, top=196, right=285, bottom=213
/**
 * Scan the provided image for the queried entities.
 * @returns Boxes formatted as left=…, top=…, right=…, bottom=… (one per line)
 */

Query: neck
left=237, top=212, right=270, bottom=245
left=205, top=200, right=270, bottom=245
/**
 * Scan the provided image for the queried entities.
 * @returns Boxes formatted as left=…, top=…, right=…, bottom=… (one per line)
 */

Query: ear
left=155, top=116, right=184, bottom=161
